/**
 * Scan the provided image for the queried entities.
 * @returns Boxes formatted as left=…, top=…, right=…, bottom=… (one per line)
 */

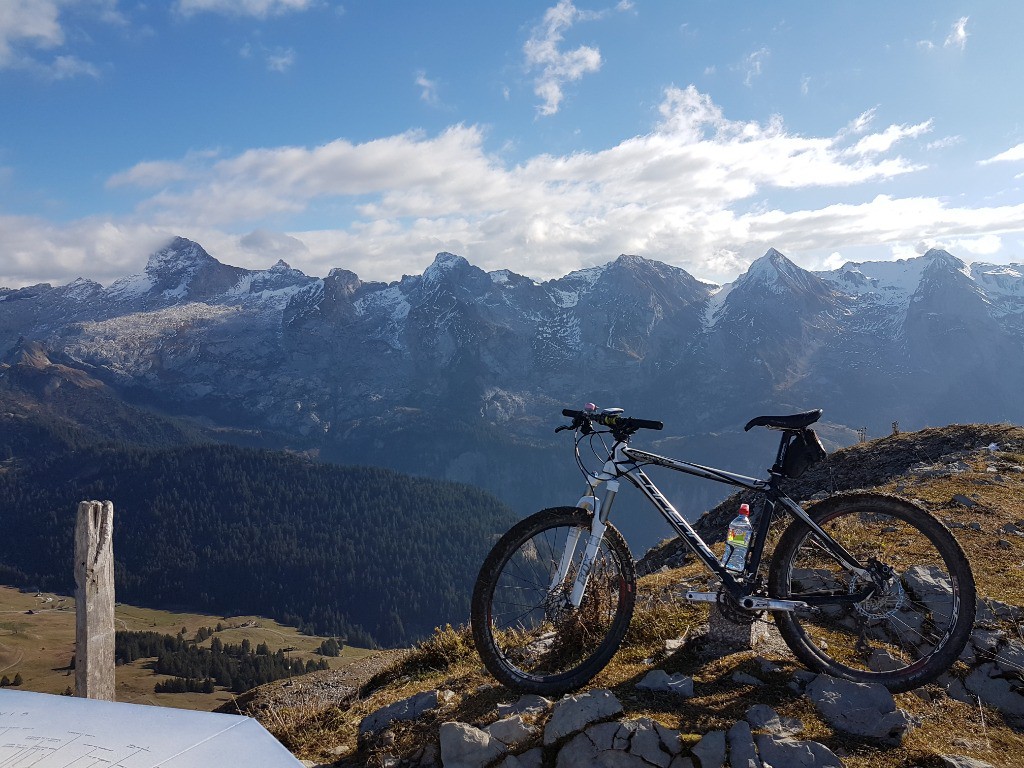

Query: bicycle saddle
left=743, top=409, right=822, bottom=432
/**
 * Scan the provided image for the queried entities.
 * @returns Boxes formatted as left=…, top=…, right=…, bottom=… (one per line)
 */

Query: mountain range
left=2, top=237, right=1022, bottom=549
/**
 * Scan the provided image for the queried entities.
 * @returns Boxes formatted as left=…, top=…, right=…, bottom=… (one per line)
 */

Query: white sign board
left=0, top=689, right=303, bottom=767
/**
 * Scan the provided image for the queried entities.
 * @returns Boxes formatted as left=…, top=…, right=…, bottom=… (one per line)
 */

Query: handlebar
left=560, top=408, right=663, bottom=434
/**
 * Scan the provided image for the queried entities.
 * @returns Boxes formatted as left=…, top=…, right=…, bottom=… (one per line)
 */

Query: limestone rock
left=498, top=749, right=544, bottom=768
left=727, top=720, right=762, bottom=768
left=806, top=674, right=914, bottom=745
left=753, top=735, right=844, bottom=768
left=498, top=694, right=552, bottom=717
left=629, top=718, right=673, bottom=768
left=486, top=715, right=534, bottom=747
left=745, top=704, right=803, bottom=738
left=359, top=689, right=443, bottom=736
left=439, top=721, right=508, bottom=768
left=637, top=670, right=695, bottom=698
left=938, top=756, right=996, bottom=768
left=544, top=689, right=623, bottom=745
left=690, top=729, right=726, bottom=768
left=965, top=663, right=1024, bottom=717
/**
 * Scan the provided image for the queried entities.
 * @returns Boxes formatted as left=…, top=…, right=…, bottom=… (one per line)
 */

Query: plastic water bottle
left=723, top=503, right=752, bottom=573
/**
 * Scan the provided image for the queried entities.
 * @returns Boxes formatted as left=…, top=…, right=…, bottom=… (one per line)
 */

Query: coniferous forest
left=0, top=412, right=517, bottom=647
left=116, top=629, right=329, bottom=693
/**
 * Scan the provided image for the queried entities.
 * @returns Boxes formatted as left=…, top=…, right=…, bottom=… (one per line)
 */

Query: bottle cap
left=739, top=503, right=750, bottom=515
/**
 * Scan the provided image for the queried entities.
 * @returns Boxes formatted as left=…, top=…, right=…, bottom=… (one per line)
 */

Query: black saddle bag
left=782, top=428, right=827, bottom=478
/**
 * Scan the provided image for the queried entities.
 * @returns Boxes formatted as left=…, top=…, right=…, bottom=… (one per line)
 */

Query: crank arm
left=683, top=591, right=812, bottom=613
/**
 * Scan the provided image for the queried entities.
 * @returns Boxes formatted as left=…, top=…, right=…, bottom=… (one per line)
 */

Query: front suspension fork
left=551, top=481, right=619, bottom=608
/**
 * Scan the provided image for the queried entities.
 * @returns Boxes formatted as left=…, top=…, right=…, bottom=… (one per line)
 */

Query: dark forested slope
left=0, top=412, right=516, bottom=647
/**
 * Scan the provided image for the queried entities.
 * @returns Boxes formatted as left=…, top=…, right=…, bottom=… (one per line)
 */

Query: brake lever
left=554, top=424, right=573, bottom=433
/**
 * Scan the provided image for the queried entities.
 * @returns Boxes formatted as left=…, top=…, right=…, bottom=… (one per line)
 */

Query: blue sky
left=2, top=1, right=1024, bottom=288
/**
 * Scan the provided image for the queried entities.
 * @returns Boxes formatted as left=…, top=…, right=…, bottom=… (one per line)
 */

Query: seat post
left=771, top=431, right=791, bottom=474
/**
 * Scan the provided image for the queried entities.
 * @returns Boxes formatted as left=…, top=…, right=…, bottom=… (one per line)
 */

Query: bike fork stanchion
left=568, top=481, right=619, bottom=608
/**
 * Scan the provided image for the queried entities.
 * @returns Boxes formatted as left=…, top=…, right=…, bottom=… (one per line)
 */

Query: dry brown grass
left=271, top=436, right=1024, bottom=768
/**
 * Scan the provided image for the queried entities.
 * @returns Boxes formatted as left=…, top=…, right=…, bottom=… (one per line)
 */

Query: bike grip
left=562, top=408, right=584, bottom=419
left=630, top=417, right=664, bottom=431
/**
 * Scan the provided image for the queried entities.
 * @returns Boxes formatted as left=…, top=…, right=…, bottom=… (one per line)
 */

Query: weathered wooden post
left=75, top=500, right=115, bottom=700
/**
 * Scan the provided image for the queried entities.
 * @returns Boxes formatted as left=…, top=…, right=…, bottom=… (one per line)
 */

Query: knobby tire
left=471, top=507, right=636, bottom=696
left=769, top=492, right=975, bottom=692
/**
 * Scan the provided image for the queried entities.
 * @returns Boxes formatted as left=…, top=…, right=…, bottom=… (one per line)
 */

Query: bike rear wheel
left=769, top=493, right=975, bottom=692
left=471, top=507, right=636, bottom=696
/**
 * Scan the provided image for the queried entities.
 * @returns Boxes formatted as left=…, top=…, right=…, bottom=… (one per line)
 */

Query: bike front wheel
left=471, top=507, right=636, bottom=696
left=769, top=493, right=976, bottom=692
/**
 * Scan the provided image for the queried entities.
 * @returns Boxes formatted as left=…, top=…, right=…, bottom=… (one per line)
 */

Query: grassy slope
left=0, top=585, right=374, bottom=711
left=259, top=425, right=1024, bottom=768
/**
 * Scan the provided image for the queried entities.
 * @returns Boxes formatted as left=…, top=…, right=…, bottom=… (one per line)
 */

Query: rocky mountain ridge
left=2, top=237, right=1023, bottom=548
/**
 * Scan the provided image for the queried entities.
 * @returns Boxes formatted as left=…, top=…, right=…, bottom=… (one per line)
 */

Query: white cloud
left=980, top=143, right=1024, bottom=165
left=925, top=135, right=963, bottom=151
left=742, top=47, right=769, bottom=87
left=0, top=0, right=107, bottom=78
left=416, top=70, right=440, bottom=107
left=266, top=47, right=295, bottom=72
left=523, top=0, right=604, bottom=116
left=9, top=85, right=1024, bottom=288
left=174, top=0, right=315, bottom=18
left=845, top=108, right=877, bottom=136
left=844, top=120, right=932, bottom=156
left=0, top=215, right=174, bottom=287
left=945, top=16, right=969, bottom=50
left=0, top=0, right=63, bottom=68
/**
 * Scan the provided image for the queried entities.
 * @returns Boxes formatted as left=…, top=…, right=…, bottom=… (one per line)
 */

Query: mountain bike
left=471, top=405, right=976, bottom=695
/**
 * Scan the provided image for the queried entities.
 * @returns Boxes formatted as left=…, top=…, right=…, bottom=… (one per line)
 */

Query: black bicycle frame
left=603, top=442, right=870, bottom=599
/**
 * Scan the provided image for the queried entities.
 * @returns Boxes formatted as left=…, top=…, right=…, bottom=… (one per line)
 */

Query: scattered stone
left=708, top=605, right=768, bottom=652
left=903, top=564, right=954, bottom=615
left=952, top=494, right=979, bottom=508
left=544, top=689, right=623, bottom=746
left=968, top=522, right=983, bottom=531
left=630, top=719, right=673, bottom=768
left=360, top=689, right=445, bottom=736
left=975, top=598, right=1023, bottom=624
left=637, top=670, right=695, bottom=698
left=497, top=694, right=552, bottom=716
left=993, top=638, right=1024, bottom=675
left=690, top=729, right=726, bottom=768
left=867, top=648, right=903, bottom=673
left=792, top=669, right=817, bottom=686
left=938, top=756, right=997, bottom=768
left=965, top=663, right=1024, bottom=717
left=996, top=539, right=1012, bottom=549
left=753, top=735, right=844, bottom=768
left=501, top=747, right=543, bottom=768
left=653, top=722, right=683, bottom=755
left=745, top=704, right=803, bottom=737
left=730, top=671, right=764, bottom=686
left=486, top=715, right=533, bottom=747
left=754, top=657, right=782, bottom=675
left=439, top=722, right=507, bottom=768
left=585, top=721, right=631, bottom=751
left=806, top=674, right=915, bottom=745
left=727, top=720, right=762, bottom=768
left=665, top=636, right=688, bottom=653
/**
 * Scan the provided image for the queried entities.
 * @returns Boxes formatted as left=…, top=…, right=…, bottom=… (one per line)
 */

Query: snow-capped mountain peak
left=145, top=237, right=217, bottom=278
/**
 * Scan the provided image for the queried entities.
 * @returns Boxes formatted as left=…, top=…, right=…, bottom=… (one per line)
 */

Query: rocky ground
left=230, top=424, right=1024, bottom=768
